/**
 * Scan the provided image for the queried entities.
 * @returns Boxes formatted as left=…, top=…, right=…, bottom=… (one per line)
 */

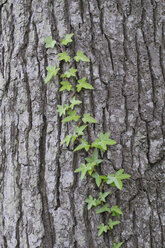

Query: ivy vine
left=44, top=33, right=131, bottom=248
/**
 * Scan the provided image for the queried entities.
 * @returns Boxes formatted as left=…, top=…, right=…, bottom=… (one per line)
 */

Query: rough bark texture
left=0, top=0, right=165, bottom=247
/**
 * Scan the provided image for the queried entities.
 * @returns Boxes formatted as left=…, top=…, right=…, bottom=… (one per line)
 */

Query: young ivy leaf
left=106, top=169, right=131, bottom=190
left=70, top=97, right=82, bottom=109
left=44, top=36, right=56, bottom=48
left=61, top=135, right=72, bottom=147
left=58, top=51, right=71, bottom=62
left=61, top=67, right=77, bottom=78
left=61, top=33, right=74, bottom=46
left=75, top=125, right=87, bottom=136
left=71, top=134, right=78, bottom=143
left=96, top=203, right=111, bottom=214
left=82, top=113, right=98, bottom=124
left=57, top=104, right=69, bottom=116
left=92, top=132, right=116, bottom=151
left=62, top=110, right=80, bottom=122
left=45, top=66, right=60, bottom=84
left=85, top=195, right=101, bottom=210
left=99, top=192, right=111, bottom=203
left=113, top=242, right=123, bottom=248
left=87, top=162, right=97, bottom=175
left=85, top=148, right=102, bottom=165
left=110, top=205, right=123, bottom=217
left=74, top=51, right=90, bottom=62
left=76, top=77, right=94, bottom=92
left=74, top=163, right=93, bottom=180
left=97, top=223, right=109, bottom=236
left=74, top=138, right=90, bottom=152
left=92, top=172, right=102, bottom=187
left=59, top=81, right=73, bottom=92
left=108, top=219, right=120, bottom=230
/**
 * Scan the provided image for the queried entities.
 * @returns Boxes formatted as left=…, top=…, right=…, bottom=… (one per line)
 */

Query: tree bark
left=0, top=0, right=165, bottom=247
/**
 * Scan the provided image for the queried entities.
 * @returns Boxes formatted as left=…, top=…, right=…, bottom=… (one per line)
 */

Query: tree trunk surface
left=0, top=0, right=165, bottom=247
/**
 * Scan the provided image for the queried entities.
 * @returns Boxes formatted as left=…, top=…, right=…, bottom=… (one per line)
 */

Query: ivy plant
left=44, top=34, right=131, bottom=248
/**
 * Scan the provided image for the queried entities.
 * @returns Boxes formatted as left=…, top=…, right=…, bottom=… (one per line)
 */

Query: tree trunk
left=0, top=0, right=164, bottom=247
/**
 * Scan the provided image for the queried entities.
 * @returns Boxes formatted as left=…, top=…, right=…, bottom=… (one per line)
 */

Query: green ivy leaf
left=108, top=219, right=120, bottom=230
left=76, top=77, right=94, bottom=92
left=106, top=169, right=131, bottom=190
left=75, top=125, right=87, bottom=136
left=61, top=135, right=72, bottom=147
left=58, top=51, right=71, bottom=62
left=74, top=51, right=90, bottom=62
left=62, top=110, right=80, bottom=122
left=74, top=138, right=90, bottom=152
left=87, top=162, right=97, bottom=175
left=99, top=192, right=111, bottom=202
left=74, top=163, right=94, bottom=180
left=96, top=203, right=111, bottom=214
left=45, top=65, right=60, bottom=84
left=92, top=173, right=102, bottom=187
left=59, top=81, right=73, bottom=92
left=92, top=132, right=116, bottom=151
left=71, top=134, right=78, bottom=143
left=74, top=164, right=88, bottom=180
left=57, top=104, right=69, bottom=116
left=82, top=113, right=98, bottom=124
left=113, top=242, right=123, bottom=248
left=110, top=205, right=123, bottom=217
left=97, top=223, right=109, bottom=236
left=70, top=97, right=82, bottom=109
left=61, top=67, right=77, bottom=78
left=85, top=148, right=102, bottom=165
left=85, top=195, right=101, bottom=210
left=44, top=36, right=56, bottom=48
left=61, top=33, right=74, bottom=45
left=115, top=169, right=131, bottom=179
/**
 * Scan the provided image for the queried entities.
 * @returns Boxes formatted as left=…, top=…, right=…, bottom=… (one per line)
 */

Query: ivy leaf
left=106, top=169, right=131, bottom=190
left=74, top=163, right=94, bottom=180
left=82, top=113, right=98, bottom=124
left=92, top=173, right=102, bottom=187
left=61, top=135, right=72, bottom=147
left=61, top=33, right=74, bottom=46
left=108, top=219, right=120, bottom=230
left=85, top=148, right=102, bottom=165
left=58, top=51, right=71, bottom=62
left=61, top=67, right=77, bottom=78
left=45, top=65, right=60, bottom=84
left=70, top=97, right=82, bottom=109
left=57, top=104, right=69, bottom=116
left=62, top=110, right=80, bottom=122
left=71, top=134, right=78, bottom=143
left=110, top=205, right=123, bottom=217
left=75, top=125, right=87, bottom=136
left=74, top=51, right=90, bottom=62
left=44, top=36, right=56, bottom=48
left=97, top=223, right=109, bottom=236
left=59, top=81, right=73, bottom=92
left=99, top=192, right=111, bottom=202
left=74, top=164, right=88, bottom=180
left=87, top=162, right=97, bottom=175
left=113, top=242, right=123, bottom=248
left=74, top=138, right=90, bottom=152
left=85, top=195, right=100, bottom=210
left=76, top=77, right=94, bottom=92
left=96, top=203, right=111, bottom=214
left=92, top=132, right=116, bottom=151
left=106, top=174, right=123, bottom=190
left=115, top=169, right=131, bottom=180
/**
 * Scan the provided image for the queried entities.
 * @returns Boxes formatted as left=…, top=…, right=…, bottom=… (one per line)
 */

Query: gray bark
left=0, top=0, right=165, bottom=247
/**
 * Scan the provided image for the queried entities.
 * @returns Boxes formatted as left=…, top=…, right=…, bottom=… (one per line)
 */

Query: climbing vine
left=44, top=33, right=131, bottom=248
